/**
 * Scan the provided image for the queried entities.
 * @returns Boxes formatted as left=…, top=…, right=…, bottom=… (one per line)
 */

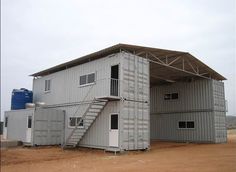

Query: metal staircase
left=63, top=98, right=108, bottom=148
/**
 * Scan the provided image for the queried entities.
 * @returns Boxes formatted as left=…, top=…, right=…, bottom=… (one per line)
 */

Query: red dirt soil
left=1, top=131, right=236, bottom=172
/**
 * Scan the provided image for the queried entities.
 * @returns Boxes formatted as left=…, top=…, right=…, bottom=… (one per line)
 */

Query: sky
left=1, top=0, right=236, bottom=120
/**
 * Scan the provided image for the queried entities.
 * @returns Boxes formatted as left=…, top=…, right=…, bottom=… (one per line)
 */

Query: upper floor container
left=11, top=88, right=33, bottom=110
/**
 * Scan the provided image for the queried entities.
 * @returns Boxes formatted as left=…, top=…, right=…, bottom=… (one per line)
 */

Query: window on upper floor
left=79, top=73, right=95, bottom=86
left=164, top=93, right=178, bottom=100
left=45, top=79, right=51, bottom=92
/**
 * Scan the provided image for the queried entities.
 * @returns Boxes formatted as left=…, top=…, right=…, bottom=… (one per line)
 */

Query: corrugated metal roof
left=30, top=43, right=226, bottom=80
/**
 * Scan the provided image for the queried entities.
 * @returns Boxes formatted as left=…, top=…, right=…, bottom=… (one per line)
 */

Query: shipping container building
left=4, top=44, right=227, bottom=151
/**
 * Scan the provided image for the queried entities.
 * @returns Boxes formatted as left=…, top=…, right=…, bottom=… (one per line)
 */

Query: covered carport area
left=117, top=43, right=226, bottom=143
left=115, top=43, right=225, bottom=85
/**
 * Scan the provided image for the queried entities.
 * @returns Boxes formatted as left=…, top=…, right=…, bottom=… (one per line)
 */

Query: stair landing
left=95, top=96, right=121, bottom=101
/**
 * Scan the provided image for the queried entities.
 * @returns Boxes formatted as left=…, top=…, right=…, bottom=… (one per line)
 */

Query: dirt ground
left=1, top=130, right=236, bottom=172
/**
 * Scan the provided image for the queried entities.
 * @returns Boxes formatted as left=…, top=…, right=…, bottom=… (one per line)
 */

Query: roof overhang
left=31, top=43, right=226, bottom=82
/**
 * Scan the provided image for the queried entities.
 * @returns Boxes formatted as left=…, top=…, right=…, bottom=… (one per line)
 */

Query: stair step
left=69, top=138, right=81, bottom=142
left=70, top=134, right=82, bottom=138
left=87, top=113, right=98, bottom=117
left=67, top=141, right=78, bottom=144
left=88, top=110, right=100, bottom=113
left=94, top=98, right=108, bottom=102
left=72, top=132, right=84, bottom=136
left=90, top=107, right=103, bottom=110
left=74, top=128, right=87, bottom=133
left=84, top=119, right=94, bottom=123
left=85, top=116, right=96, bottom=120
left=68, top=137, right=79, bottom=141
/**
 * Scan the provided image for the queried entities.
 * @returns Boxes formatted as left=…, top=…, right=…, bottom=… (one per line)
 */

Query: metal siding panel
left=150, top=79, right=213, bottom=114
left=150, top=112, right=215, bottom=142
left=214, top=111, right=227, bottom=143
left=33, top=108, right=64, bottom=145
left=212, top=80, right=226, bottom=112
left=212, top=80, right=227, bottom=143
left=33, top=53, right=122, bottom=105
left=120, top=53, right=150, bottom=150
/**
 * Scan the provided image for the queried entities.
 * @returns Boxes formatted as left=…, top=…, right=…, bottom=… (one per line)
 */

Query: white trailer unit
left=4, top=108, right=65, bottom=146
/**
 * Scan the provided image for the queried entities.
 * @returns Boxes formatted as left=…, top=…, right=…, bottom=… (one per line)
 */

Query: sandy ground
left=1, top=131, right=236, bottom=172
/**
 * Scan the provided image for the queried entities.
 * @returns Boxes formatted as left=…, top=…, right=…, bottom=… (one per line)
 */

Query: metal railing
left=110, top=78, right=120, bottom=97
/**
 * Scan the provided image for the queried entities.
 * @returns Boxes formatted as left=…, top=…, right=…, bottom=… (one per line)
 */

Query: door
left=109, top=114, right=119, bottom=147
left=3, top=117, right=8, bottom=139
left=26, top=116, right=32, bottom=143
left=110, top=65, right=119, bottom=96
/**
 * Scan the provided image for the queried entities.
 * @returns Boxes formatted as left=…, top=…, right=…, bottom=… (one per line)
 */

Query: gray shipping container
left=150, top=79, right=227, bottom=143
left=4, top=108, right=65, bottom=146
left=32, top=52, right=150, bottom=151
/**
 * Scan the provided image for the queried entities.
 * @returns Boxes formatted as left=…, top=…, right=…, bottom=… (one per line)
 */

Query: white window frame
left=109, top=113, right=119, bottom=130
left=79, top=72, right=96, bottom=87
left=44, top=79, right=51, bottom=92
left=178, top=121, right=195, bottom=129
left=68, top=117, right=84, bottom=128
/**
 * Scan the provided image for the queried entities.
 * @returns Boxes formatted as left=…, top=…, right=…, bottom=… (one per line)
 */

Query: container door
left=26, top=116, right=32, bottom=143
left=109, top=114, right=119, bottom=147
left=3, top=117, right=8, bottom=139
left=110, top=65, right=119, bottom=96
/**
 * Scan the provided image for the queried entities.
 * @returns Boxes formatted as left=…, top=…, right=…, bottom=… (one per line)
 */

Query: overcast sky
left=1, top=0, right=236, bottom=120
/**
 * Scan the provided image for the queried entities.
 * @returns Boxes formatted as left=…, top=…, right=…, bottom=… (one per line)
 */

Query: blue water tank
left=11, top=88, right=33, bottom=110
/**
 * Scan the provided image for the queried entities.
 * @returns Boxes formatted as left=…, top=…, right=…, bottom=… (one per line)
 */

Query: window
left=187, top=121, right=194, bottom=128
left=164, top=93, right=179, bottom=100
left=80, top=75, right=87, bottom=85
left=79, top=73, right=95, bottom=86
left=87, top=73, right=95, bottom=84
left=69, top=117, right=83, bottom=127
left=5, top=117, right=8, bottom=127
left=45, top=80, right=51, bottom=91
left=178, top=121, right=195, bottom=129
left=28, top=116, right=32, bottom=128
left=110, top=114, right=118, bottom=129
left=178, top=121, right=186, bottom=128
left=164, top=94, right=171, bottom=100
left=172, top=93, right=178, bottom=99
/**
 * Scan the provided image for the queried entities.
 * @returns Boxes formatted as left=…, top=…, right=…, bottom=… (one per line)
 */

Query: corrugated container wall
left=150, top=79, right=213, bottom=114
left=4, top=108, right=65, bottom=146
left=33, top=108, right=65, bottom=146
left=120, top=53, right=150, bottom=150
left=33, top=53, right=122, bottom=105
left=212, top=80, right=227, bottom=143
left=33, top=53, right=123, bottom=149
left=150, top=79, right=226, bottom=143
left=33, top=52, right=150, bottom=150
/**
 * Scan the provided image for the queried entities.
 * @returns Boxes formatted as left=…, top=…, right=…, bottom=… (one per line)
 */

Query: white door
left=109, top=114, right=119, bottom=147
left=26, top=116, right=32, bottom=143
